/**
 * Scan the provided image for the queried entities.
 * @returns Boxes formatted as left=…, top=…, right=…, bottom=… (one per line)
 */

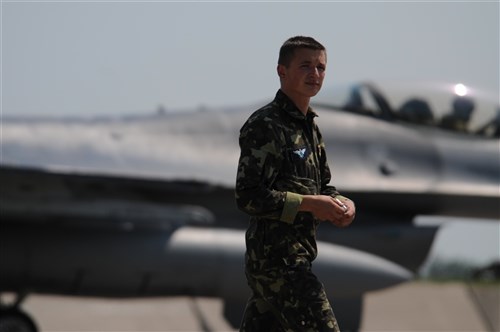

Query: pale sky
left=2, top=1, right=499, bottom=116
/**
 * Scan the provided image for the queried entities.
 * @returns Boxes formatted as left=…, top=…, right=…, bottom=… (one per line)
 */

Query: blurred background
left=1, top=1, right=499, bottom=331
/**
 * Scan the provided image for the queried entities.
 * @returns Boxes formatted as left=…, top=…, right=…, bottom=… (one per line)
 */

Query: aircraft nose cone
left=314, top=242, right=413, bottom=297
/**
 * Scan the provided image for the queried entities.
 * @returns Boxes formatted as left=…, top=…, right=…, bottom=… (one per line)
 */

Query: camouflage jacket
left=235, top=90, right=340, bottom=271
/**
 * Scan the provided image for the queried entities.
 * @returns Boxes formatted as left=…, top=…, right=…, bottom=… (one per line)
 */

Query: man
left=235, top=36, right=355, bottom=332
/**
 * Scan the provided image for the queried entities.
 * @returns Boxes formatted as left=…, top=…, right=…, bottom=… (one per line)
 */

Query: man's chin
left=308, top=89, right=321, bottom=97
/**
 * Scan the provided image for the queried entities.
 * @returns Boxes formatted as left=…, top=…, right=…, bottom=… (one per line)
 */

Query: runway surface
left=16, top=281, right=499, bottom=332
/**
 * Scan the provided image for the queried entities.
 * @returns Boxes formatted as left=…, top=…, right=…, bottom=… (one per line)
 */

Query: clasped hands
left=299, top=195, right=355, bottom=227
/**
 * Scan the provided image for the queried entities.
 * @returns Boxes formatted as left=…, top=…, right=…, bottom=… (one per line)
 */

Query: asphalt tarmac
left=17, top=281, right=499, bottom=332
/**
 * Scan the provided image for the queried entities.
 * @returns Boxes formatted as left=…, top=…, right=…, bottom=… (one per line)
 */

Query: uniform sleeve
left=235, top=117, right=302, bottom=223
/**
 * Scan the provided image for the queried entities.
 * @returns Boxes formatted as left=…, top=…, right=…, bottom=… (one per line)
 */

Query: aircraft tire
left=0, top=308, right=38, bottom=332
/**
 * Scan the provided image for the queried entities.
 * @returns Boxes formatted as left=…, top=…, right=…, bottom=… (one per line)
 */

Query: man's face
left=278, top=48, right=327, bottom=98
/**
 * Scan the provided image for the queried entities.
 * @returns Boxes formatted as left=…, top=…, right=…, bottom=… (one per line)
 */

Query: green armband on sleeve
left=280, top=192, right=303, bottom=224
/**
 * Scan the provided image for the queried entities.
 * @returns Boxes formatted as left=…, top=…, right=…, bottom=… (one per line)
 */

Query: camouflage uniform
left=235, top=90, right=341, bottom=332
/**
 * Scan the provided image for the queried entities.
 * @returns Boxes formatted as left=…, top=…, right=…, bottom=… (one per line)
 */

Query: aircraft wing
left=0, top=165, right=215, bottom=231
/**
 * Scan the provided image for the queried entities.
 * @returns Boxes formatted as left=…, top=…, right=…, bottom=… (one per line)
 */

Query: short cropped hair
left=278, top=36, right=326, bottom=67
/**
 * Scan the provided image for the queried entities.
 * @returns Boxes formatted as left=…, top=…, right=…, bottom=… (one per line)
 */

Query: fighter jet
left=1, top=81, right=498, bottom=331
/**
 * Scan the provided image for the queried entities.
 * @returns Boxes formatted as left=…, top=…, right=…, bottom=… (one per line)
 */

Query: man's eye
left=317, top=66, right=325, bottom=72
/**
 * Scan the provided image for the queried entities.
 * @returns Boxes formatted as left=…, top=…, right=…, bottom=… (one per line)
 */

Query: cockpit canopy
left=314, top=81, right=499, bottom=138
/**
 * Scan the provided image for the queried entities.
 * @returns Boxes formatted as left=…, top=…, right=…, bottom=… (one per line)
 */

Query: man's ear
left=277, top=64, right=286, bottom=79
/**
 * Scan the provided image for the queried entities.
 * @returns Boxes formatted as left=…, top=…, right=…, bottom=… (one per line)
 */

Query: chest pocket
left=278, top=118, right=322, bottom=191
left=287, top=145, right=310, bottom=176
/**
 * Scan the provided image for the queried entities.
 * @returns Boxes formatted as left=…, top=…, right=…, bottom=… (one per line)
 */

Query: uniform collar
left=275, top=90, right=318, bottom=121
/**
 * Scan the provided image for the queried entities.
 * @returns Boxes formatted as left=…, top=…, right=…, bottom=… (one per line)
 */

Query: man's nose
left=310, top=67, right=320, bottom=77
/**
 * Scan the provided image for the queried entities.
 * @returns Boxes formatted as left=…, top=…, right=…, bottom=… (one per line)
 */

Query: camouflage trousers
left=239, top=264, right=340, bottom=332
